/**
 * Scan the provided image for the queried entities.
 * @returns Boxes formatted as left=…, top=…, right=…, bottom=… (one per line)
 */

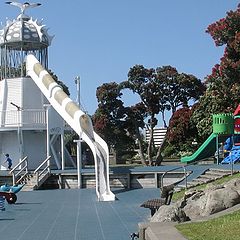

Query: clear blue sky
left=1, top=0, right=239, bottom=125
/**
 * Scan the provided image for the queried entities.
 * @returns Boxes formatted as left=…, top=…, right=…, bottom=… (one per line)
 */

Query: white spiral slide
left=26, top=54, right=115, bottom=201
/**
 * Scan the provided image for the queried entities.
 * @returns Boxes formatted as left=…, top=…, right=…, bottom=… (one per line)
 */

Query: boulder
left=204, top=188, right=240, bottom=215
left=151, top=178, right=240, bottom=223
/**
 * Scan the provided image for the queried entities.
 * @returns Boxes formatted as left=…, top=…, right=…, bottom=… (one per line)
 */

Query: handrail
left=10, top=156, right=28, bottom=186
left=34, top=156, right=51, bottom=187
left=9, top=156, right=28, bottom=174
left=34, top=156, right=51, bottom=174
left=160, top=156, right=217, bottom=191
left=160, top=165, right=188, bottom=190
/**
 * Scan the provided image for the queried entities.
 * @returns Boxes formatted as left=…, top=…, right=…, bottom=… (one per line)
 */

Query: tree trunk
left=161, top=111, right=167, bottom=128
left=147, top=119, right=155, bottom=166
left=135, top=128, right=146, bottom=165
left=155, top=138, right=167, bottom=166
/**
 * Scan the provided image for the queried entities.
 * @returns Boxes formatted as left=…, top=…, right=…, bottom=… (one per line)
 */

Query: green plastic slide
left=181, top=133, right=229, bottom=163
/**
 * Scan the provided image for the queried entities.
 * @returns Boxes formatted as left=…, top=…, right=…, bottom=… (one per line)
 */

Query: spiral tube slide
left=26, top=54, right=115, bottom=201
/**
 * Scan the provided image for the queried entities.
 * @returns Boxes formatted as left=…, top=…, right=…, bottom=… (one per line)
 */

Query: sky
left=0, top=0, right=239, bottom=126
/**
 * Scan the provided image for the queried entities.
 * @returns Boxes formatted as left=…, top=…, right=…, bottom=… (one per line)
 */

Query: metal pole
left=74, top=139, right=82, bottom=188
left=44, top=104, right=51, bottom=173
left=216, top=134, right=219, bottom=165
left=10, top=102, right=23, bottom=163
left=61, top=130, right=65, bottom=170
left=75, top=76, right=80, bottom=106
left=74, top=76, right=82, bottom=187
left=231, top=151, right=233, bottom=176
left=231, top=135, right=234, bottom=175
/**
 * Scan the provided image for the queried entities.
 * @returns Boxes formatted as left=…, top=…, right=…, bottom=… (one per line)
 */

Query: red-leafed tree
left=192, top=4, right=240, bottom=140
left=166, top=106, right=198, bottom=155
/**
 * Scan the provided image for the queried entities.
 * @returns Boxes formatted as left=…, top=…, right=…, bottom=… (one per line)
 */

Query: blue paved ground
left=0, top=188, right=159, bottom=240
left=1, top=163, right=240, bottom=239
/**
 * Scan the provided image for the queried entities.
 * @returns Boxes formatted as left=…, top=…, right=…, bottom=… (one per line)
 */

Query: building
left=0, top=3, right=71, bottom=170
left=145, top=127, right=168, bottom=147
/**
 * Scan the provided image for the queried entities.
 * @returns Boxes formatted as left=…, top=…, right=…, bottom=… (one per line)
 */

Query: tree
left=124, top=103, right=147, bottom=164
left=126, top=65, right=161, bottom=165
left=126, top=64, right=205, bottom=164
left=166, top=106, right=198, bottom=154
left=48, top=70, right=70, bottom=96
left=92, top=82, right=135, bottom=158
left=156, top=66, right=205, bottom=114
left=192, top=4, right=240, bottom=140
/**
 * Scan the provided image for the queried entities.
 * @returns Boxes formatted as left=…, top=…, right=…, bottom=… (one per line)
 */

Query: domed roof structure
left=0, top=2, right=53, bottom=79
left=0, top=5, right=53, bottom=51
left=0, top=18, right=53, bottom=50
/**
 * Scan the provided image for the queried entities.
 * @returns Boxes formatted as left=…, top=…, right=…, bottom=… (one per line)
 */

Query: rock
left=183, top=194, right=208, bottom=220
left=151, top=203, right=189, bottom=223
left=151, top=177, right=240, bottom=223
left=151, top=204, right=176, bottom=222
left=204, top=188, right=240, bottom=215
left=224, top=178, right=240, bottom=193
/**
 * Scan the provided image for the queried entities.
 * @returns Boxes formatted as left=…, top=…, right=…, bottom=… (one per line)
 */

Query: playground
left=1, top=2, right=240, bottom=240
left=0, top=188, right=159, bottom=240
left=181, top=105, right=240, bottom=165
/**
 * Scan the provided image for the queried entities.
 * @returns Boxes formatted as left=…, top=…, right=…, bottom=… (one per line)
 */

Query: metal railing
left=10, top=156, right=28, bottom=185
left=34, top=156, right=51, bottom=187
left=0, top=109, right=46, bottom=128
left=160, top=165, right=188, bottom=190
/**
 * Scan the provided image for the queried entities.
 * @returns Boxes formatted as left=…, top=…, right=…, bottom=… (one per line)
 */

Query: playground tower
left=0, top=2, right=67, bottom=169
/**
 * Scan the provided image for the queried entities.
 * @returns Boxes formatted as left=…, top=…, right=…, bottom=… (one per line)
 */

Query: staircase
left=10, top=156, right=51, bottom=191
left=177, top=168, right=237, bottom=190
left=20, top=172, right=50, bottom=191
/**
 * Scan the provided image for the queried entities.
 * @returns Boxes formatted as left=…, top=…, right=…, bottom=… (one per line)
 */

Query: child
left=5, top=154, right=12, bottom=170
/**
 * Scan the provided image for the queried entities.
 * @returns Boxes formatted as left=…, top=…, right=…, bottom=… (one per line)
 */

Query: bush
left=162, top=144, right=177, bottom=157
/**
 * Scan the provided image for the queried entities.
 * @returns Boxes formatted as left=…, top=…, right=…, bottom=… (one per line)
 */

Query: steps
left=177, top=168, right=237, bottom=190
left=18, top=173, right=37, bottom=191
left=19, top=172, right=50, bottom=191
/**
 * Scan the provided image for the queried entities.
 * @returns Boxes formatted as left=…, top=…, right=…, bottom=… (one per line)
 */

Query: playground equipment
left=221, top=105, right=240, bottom=164
left=181, top=113, right=234, bottom=164
left=26, top=54, right=115, bottom=201
left=181, top=107, right=240, bottom=164
left=0, top=184, right=24, bottom=204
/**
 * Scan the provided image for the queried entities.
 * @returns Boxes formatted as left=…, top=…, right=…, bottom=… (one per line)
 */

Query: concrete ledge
left=139, top=222, right=187, bottom=240
left=138, top=222, right=150, bottom=240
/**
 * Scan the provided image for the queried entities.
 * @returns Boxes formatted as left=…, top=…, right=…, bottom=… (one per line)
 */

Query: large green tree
left=126, top=64, right=205, bottom=164
left=156, top=66, right=205, bottom=113
left=126, top=65, right=161, bottom=165
left=191, top=4, right=240, bottom=140
left=92, top=82, right=135, bottom=157
left=124, top=103, right=147, bottom=164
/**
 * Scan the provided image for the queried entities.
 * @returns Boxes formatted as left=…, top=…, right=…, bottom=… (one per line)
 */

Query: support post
left=61, top=131, right=65, bottom=170
left=216, top=134, right=219, bottom=165
left=74, top=138, right=82, bottom=189
left=44, top=104, right=51, bottom=173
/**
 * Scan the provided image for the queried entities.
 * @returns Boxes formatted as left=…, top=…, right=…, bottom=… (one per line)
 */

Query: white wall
left=0, top=131, right=20, bottom=170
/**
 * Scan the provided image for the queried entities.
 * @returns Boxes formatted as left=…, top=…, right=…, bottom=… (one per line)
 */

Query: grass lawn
left=172, top=173, right=240, bottom=201
left=173, top=173, right=240, bottom=240
left=176, top=210, right=240, bottom=240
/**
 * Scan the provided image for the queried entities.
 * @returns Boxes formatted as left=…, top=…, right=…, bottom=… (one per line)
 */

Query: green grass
left=172, top=173, right=240, bottom=201
left=173, top=172, right=240, bottom=240
left=176, top=210, right=240, bottom=240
